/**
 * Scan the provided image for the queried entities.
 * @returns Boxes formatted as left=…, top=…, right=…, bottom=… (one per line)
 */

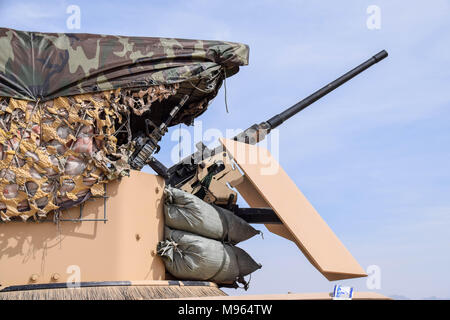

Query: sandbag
left=164, top=186, right=260, bottom=244
left=157, top=227, right=261, bottom=285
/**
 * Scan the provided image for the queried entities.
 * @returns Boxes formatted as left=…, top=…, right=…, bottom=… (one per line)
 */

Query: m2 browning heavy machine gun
left=148, top=50, right=388, bottom=223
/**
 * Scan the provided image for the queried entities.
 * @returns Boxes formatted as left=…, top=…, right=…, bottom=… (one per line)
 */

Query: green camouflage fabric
left=0, top=28, right=249, bottom=101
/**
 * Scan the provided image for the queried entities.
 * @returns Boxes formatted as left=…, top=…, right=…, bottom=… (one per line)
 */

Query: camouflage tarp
left=0, top=28, right=249, bottom=221
left=0, top=28, right=248, bottom=101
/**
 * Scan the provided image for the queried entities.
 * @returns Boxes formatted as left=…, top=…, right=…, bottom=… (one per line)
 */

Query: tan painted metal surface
left=221, top=138, right=367, bottom=281
left=230, top=174, right=296, bottom=242
left=181, top=152, right=241, bottom=205
left=0, top=170, right=165, bottom=288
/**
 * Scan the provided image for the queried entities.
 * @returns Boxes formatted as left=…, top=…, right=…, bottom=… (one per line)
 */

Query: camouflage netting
left=0, top=85, right=180, bottom=221
left=0, top=28, right=248, bottom=221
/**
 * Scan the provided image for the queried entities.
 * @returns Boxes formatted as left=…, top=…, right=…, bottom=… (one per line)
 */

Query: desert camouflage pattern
left=0, top=28, right=248, bottom=101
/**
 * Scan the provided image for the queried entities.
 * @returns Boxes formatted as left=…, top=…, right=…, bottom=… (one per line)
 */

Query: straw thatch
left=0, top=283, right=226, bottom=300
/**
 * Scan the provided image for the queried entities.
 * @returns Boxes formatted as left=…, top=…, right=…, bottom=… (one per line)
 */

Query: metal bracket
left=57, top=183, right=109, bottom=223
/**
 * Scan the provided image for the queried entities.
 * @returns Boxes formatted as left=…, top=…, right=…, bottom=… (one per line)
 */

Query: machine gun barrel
left=159, top=50, right=388, bottom=186
left=266, top=50, right=388, bottom=130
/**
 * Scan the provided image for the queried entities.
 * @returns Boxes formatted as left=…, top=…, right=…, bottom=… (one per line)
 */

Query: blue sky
left=1, top=0, right=449, bottom=299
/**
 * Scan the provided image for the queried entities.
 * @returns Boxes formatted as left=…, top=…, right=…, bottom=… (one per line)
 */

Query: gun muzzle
left=266, top=50, right=388, bottom=129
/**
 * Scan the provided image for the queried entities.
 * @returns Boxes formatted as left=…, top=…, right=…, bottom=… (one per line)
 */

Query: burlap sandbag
left=157, top=227, right=261, bottom=285
left=163, top=186, right=260, bottom=244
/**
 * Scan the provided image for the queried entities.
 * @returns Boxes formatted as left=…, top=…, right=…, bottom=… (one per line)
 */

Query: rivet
left=30, top=274, right=38, bottom=282
left=136, top=234, right=141, bottom=241
left=52, top=273, right=60, bottom=281
left=151, top=250, right=156, bottom=256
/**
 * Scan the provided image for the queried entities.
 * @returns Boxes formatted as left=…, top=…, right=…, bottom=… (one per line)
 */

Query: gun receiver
left=160, top=50, right=388, bottom=188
